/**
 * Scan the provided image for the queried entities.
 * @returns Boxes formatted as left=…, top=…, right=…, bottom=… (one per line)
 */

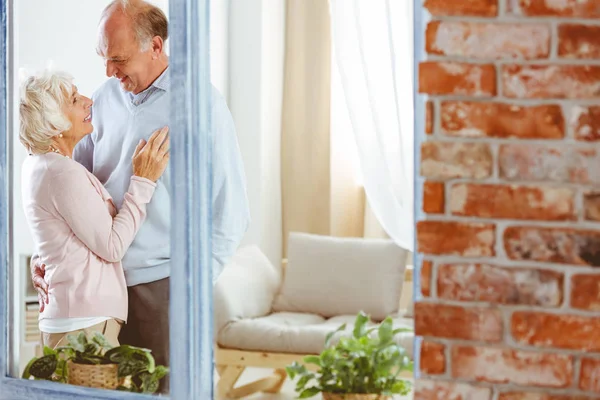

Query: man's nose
left=105, top=61, right=116, bottom=78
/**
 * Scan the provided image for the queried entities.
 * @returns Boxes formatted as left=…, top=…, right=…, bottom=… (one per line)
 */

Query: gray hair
left=102, top=0, right=168, bottom=51
left=19, top=70, right=74, bottom=155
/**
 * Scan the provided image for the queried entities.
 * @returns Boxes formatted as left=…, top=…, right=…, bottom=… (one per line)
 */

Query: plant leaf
left=21, top=357, right=38, bottom=379
left=325, top=323, right=346, bottom=348
left=303, top=355, right=321, bottom=367
left=29, top=355, right=57, bottom=379
left=91, top=332, right=112, bottom=349
left=391, top=379, right=412, bottom=395
left=352, top=312, right=370, bottom=339
left=84, top=342, right=100, bottom=355
left=378, top=317, right=394, bottom=344
left=298, top=386, right=321, bottom=398
left=66, top=334, right=86, bottom=352
left=43, top=346, right=57, bottom=357
left=392, top=327, right=413, bottom=334
left=118, top=360, right=136, bottom=377
left=153, top=365, right=169, bottom=380
left=105, top=346, right=130, bottom=363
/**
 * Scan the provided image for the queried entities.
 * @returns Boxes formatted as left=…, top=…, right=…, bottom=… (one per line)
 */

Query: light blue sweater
left=73, top=68, right=250, bottom=286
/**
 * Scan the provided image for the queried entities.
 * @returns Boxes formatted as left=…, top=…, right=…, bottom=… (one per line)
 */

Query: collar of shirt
left=127, top=66, right=170, bottom=106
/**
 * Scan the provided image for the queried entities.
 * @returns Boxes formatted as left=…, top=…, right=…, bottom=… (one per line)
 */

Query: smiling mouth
left=84, top=113, right=92, bottom=122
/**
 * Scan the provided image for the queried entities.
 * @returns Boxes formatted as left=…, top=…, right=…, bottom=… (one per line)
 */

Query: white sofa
left=214, top=232, right=414, bottom=399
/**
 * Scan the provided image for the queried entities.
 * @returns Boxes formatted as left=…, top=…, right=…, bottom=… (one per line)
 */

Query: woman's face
left=62, top=86, right=93, bottom=141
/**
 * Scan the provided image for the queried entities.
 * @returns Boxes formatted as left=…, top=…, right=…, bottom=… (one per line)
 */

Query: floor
left=215, top=367, right=414, bottom=399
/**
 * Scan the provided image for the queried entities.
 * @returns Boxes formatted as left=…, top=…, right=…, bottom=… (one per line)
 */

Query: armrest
left=213, top=246, right=282, bottom=337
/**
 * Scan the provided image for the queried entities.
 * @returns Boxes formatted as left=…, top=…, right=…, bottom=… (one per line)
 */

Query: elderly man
left=30, top=0, right=250, bottom=394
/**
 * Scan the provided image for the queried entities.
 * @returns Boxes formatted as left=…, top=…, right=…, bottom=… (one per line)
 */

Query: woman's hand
left=30, top=255, right=49, bottom=312
left=132, top=126, right=170, bottom=182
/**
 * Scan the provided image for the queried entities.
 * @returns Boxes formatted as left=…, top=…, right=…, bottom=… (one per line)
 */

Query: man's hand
left=30, top=255, right=48, bottom=312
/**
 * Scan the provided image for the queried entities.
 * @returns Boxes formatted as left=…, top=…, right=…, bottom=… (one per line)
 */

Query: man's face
left=97, top=13, right=155, bottom=94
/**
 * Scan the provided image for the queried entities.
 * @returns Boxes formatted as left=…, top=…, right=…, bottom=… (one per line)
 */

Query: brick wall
left=415, top=0, right=600, bottom=398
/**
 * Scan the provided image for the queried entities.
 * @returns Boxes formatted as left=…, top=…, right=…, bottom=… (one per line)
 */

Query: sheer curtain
left=329, top=0, right=414, bottom=251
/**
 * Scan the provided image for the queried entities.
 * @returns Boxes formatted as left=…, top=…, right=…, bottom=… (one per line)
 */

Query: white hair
left=19, top=70, right=74, bottom=155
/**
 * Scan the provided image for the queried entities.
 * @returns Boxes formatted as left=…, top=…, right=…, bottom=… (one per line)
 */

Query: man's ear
left=151, top=36, right=164, bottom=59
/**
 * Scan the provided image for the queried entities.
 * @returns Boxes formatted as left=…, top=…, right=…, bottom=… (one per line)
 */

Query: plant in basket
left=22, top=331, right=168, bottom=394
left=286, top=312, right=413, bottom=400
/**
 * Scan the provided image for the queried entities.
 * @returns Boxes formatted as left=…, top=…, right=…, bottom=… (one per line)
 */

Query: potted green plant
left=22, top=331, right=168, bottom=394
left=286, top=312, right=413, bottom=400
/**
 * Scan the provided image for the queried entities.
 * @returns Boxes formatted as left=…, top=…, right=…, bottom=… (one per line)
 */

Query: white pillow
left=272, top=232, right=408, bottom=321
left=214, top=246, right=282, bottom=336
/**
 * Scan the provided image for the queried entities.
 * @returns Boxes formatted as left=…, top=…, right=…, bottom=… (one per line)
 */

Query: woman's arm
left=49, top=165, right=156, bottom=263
left=48, top=127, right=169, bottom=263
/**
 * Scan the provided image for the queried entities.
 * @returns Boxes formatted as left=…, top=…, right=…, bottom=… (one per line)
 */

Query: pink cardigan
left=21, top=152, right=156, bottom=322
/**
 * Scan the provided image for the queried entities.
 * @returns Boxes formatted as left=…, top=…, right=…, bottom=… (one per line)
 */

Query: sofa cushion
left=217, top=312, right=414, bottom=359
left=272, top=233, right=408, bottom=321
left=214, top=246, right=282, bottom=336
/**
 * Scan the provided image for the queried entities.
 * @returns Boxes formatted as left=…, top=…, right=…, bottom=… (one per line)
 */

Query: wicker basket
left=323, top=394, right=391, bottom=400
left=67, top=361, right=125, bottom=389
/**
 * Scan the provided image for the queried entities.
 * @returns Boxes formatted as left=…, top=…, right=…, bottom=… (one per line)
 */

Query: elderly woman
left=19, top=70, right=169, bottom=348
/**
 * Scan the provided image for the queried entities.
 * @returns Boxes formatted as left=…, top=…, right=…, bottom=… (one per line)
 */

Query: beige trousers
left=41, top=319, right=122, bottom=349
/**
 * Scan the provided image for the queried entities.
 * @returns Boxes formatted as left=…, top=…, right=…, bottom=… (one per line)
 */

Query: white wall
left=228, top=0, right=285, bottom=265
left=210, top=0, right=230, bottom=100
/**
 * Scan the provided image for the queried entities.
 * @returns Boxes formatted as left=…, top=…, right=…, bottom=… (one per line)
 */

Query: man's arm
left=211, top=90, right=251, bottom=284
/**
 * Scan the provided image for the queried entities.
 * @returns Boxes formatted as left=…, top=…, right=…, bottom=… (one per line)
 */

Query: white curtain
left=329, top=0, right=414, bottom=251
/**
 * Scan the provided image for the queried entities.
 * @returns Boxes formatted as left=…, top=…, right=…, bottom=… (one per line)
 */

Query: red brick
left=418, top=221, right=495, bottom=257
left=571, top=274, right=600, bottom=311
left=559, top=24, right=600, bottom=59
left=415, top=379, right=492, bottom=400
left=441, top=102, right=564, bottom=139
left=571, top=105, right=600, bottom=141
left=419, top=62, right=496, bottom=96
left=502, top=65, right=600, bottom=99
left=504, top=226, right=600, bottom=266
left=421, top=141, right=493, bottom=180
left=423, top=181, right=444, bottom=214
left=584, top=192, right=600, bottom=221
left=449, top=184, right=575, bottom=220
left=452, top=345, right=573, bottom=388
left=499, top=393, right=595, bottom=400
left=512, top=311, right=600, bottom=351
left=424, top=0, right=498, bottom=16
left=420, top=341, right=446, bottom=374
left=499, top=144, right=600, bottom=185
left=426, top=21, right=550, bottom=59
left=580, top=358, right=600, bottom=393
left=437, top=264, right=563, bottom=307
left=516, top=0, right=600, bottom=18
left=415, top=302, right=503, bottom=342
left=426, top=101, right=433, bottom=134
left=421, top=260, right=433, bottom=297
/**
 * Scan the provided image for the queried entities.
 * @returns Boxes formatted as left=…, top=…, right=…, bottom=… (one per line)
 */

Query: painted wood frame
left=412, top=0, right=425, bottom=380
left=0, top=0, right=214, bottom=399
